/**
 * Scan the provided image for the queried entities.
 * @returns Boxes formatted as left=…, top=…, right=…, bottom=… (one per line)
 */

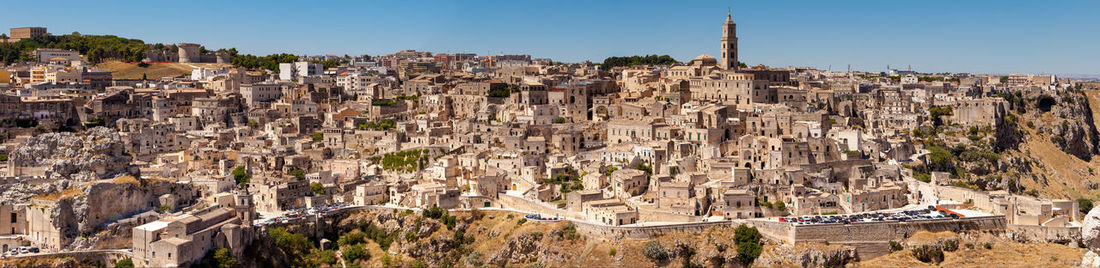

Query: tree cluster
left=0, top=34, right=147, bottom=64
left=600, top=55, right=678, bottom=70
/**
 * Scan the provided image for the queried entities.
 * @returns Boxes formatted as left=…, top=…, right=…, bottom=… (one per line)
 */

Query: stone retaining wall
left=791, top=216, right=1006, bottom=243
left=750, top=215, right=1006, bottom=259
left=1006, top=224, right=1081, bottom=244
left=572, top=220, right=732, bottom=240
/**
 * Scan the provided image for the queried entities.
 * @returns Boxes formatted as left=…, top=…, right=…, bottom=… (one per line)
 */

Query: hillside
left=1007, top=89, right=1100, bottom=200
left=95, top=60, right=228, bottom=80
left=856, top=231, right=1083, bottom=267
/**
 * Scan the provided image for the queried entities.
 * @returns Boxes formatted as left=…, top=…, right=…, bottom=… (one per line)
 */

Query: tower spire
left=726, top=8, right=733, bottom=23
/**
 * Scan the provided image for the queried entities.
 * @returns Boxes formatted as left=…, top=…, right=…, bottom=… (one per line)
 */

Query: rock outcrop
left=10, top=127, right=131, bottom=181
left=756, top=243, right=859, bottom=267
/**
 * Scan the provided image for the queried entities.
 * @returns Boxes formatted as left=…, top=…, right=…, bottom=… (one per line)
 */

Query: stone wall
left=747, top=219, right=795, bottom=243
left=572, top=220, right=732, bottom=240
left=1007, top=224, right=1081, bottom=244
left=750, top=216, right=1006, bottom=259
left=637, top=207, right=699, bottom=222
left=791, top=216, right=1005, bottom=243
left=496, top=194, right=581, bottom=219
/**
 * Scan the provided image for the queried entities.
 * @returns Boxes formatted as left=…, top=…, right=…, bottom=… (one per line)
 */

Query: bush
left=1079, top=198, right=1094, bottom=215
left=362, top=222, right=398, bottom=250
left=558, top=222, right=580, bottom=240
left=422, top=205, right=445, bottom=219
left=309, top=182, right=325, bottom=195
left=487, top=88, right=511, bottom=98
left=983, top=242, right=993, bottom=249
left=609, top=248, right=617, bottom=256
left=774, top=200, right=787, bottom=211
left=312, top=132, right=324, bottom=142
left=290, top=169, right=307, bottom=181
left=372, top=99, right=397, bottom=106
left=643, top=241, right=668, bottom=260
left=942, top=240, right=959, bottom=252
left=338, top=230, right=366, bottom=246
left=269, top=227, right=313, bottom=254
left=114, top=258, right=134, bottom=268
left=343, top=244, right=370, bottom=263
left=232, top=166, right=250, bottom=187
left=889, top=241, right=903, bottom=251
left=318, top=249, right=338, bottom=265
left=205, top=247, right=236, bottom=268
left=911, top=245, right=944, bottom=264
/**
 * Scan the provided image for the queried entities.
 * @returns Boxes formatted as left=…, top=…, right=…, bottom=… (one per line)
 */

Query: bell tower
left=721, top=10, right=739, bottom=70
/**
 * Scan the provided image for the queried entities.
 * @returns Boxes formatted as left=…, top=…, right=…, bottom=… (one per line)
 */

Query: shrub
left=889, top=241, right=903, bottom=251
left=942, top=240, right=959, bottom=252
left=609, top=248, right=617, bottom=256
left=114, top=258, right=135, bottom=268
left=309, top=182, right=325, bottom=195
left=290, top=169, right=306, bottom=181
left=643, top=241, right=668, bottom=260
left=318, top=250, right=338, bottom=265
left=983, top=242, right=993, bottom=249
left=422, top=205, right=445, bottom=219
left=338, top=230, right=366, bottom=246
left=232, top=166, right=250, bottom=187
left=1079, top=198, right=1094, bottom=215
left=201, top=248, right=236, bottom=268
left=343, top=244, right=370, bottom=263
left=911, top=245, right=944, bottom=264
left=558, top=222, right=580, bottom=240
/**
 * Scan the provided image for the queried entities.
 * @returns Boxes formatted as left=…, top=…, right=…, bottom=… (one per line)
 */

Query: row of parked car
left=2, top=246, right=40, bottom=258
left=779, top=206, right=962, bottom=225
left=259, top=203, right=348, bottom=225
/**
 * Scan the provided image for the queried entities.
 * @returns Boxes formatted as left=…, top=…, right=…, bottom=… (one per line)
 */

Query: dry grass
left=858, top=231, right=1084, bottom=267
left=31, top=187, right=82, bottom=201
left=95, top=60, right=228, bottom=80
left=1007, top=90, right=1100, bottom=200
left=111, top=175, right=140, bottom=185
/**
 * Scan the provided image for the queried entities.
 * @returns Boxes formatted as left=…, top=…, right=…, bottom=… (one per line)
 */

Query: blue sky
left=2, top=0, right=1097, bottom=74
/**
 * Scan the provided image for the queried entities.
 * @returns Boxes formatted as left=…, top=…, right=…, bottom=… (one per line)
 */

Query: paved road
left=4, top=248, right=131, bottom=259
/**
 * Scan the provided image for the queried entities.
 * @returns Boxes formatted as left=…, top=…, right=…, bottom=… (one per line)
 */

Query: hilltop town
left=1, top=11, right=1100, bottom=268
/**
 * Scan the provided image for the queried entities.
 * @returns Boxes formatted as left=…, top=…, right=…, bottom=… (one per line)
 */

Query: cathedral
left=663, top=11, right=791, bottom=109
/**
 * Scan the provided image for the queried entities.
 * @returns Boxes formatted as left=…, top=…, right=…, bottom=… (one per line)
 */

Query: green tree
left=926, top=146, right=956, bottom=172
left=1080, top=198, right=1094, bottom=215
left=290, top=169, right=306, bottom=181
left=114, top=258, right=135, bottom=268
left=734, top=224, right=763, bottom=267
left=318, top=250, right=339, bottom=265
left=600, top=55, right=678, bottom=70
left=232, top=166, right=250, bottom=187
left=343, top=244, right=370, bottom=263
left=310, top=182, right=325, bottom=195
left=211, top=248, right=237, bottom=268
left=312, top=132, right=324, bottom=142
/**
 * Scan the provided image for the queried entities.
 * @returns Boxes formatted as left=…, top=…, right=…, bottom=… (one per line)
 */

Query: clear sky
left=2, top=0, right=1097, bottom=75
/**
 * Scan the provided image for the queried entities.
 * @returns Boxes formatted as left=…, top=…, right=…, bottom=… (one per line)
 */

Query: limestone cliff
left=10, top=127, right=132, bottom=181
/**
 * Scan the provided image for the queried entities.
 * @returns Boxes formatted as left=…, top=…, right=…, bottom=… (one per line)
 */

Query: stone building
left=132, top=191, right=254, bottom=268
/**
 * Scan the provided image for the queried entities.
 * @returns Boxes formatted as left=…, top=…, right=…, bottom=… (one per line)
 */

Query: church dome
left=691, top=54, right=718, bottom=66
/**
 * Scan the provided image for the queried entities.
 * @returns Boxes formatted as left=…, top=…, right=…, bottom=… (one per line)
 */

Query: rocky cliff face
left=1039, top=91, right=1100, bottom=161
left=11, top=127, right=131, bottom=181
left=755, top=243, right=859, bottom=267
left=41, top=177, right=187, bottom=249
